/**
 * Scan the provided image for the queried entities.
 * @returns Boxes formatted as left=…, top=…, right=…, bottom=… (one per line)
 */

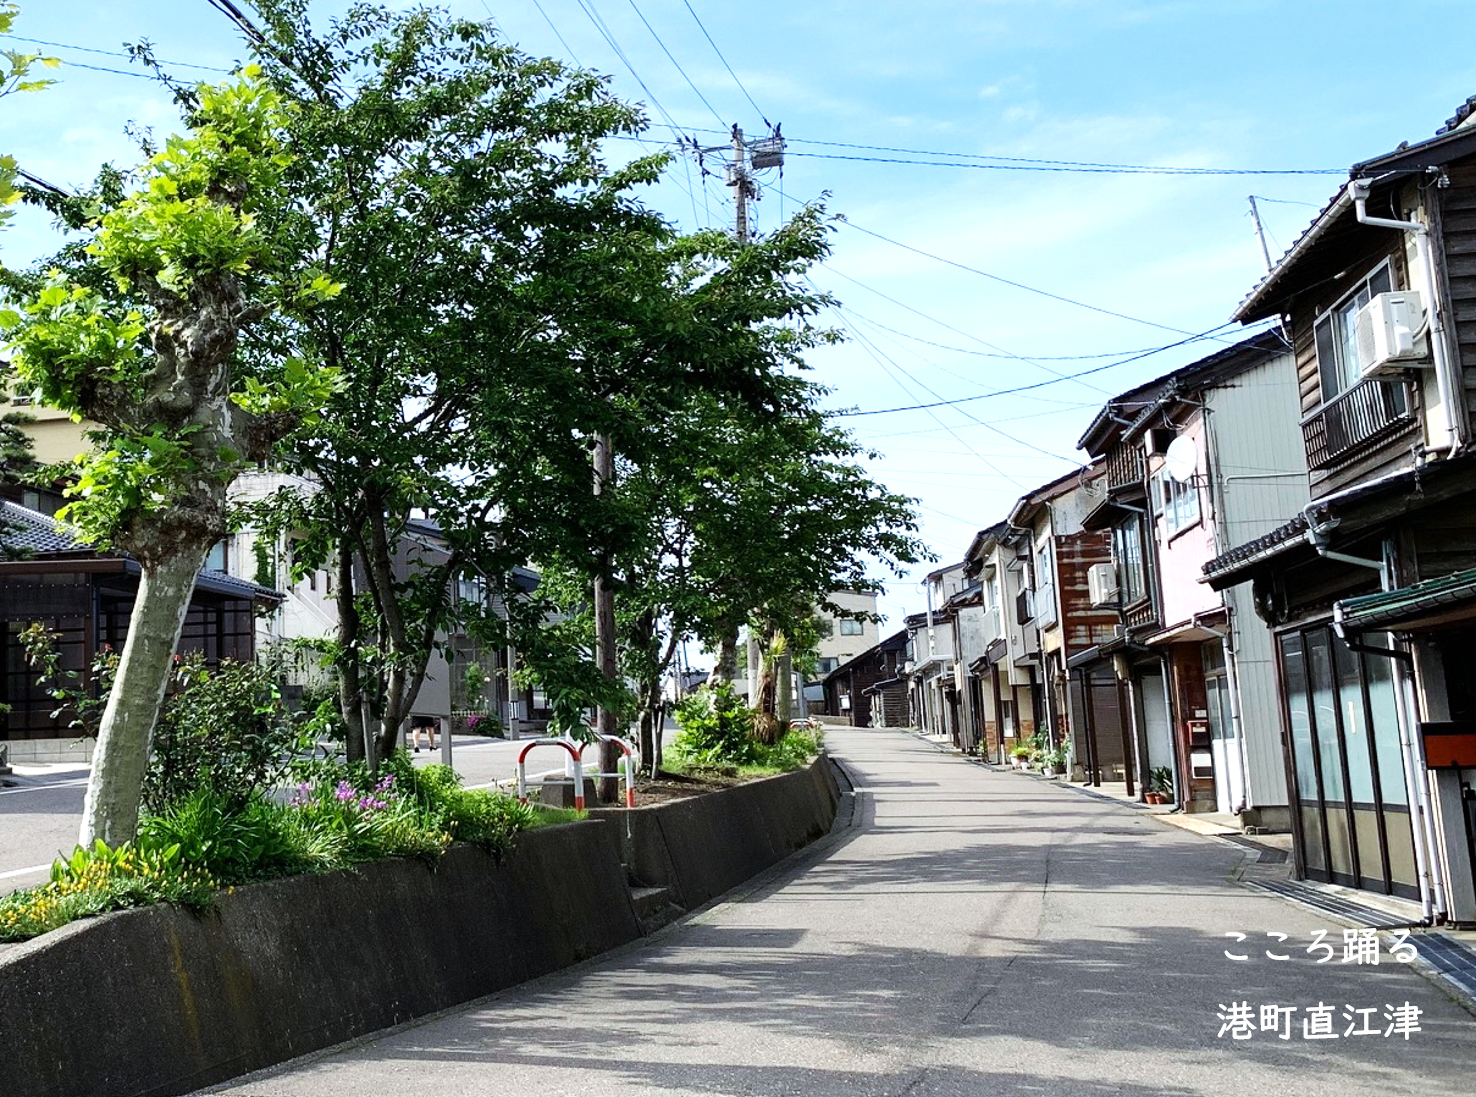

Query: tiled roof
left=0, top=501, right=87, bottom=556
left=1201, top=514, right=1308, bottom=585
left=1437, top=93, right=1476, bottom=136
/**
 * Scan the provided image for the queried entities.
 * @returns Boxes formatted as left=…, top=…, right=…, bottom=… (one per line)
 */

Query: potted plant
left=1010, top=745, right=1031, bottom=769
left=1040, top=746, right=1067, bottom=778
left=1145, top=766, right=1174, bottom=805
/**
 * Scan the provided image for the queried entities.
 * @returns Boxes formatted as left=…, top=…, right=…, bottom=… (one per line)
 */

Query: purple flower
left=334, top=780, right=355, bottom=802
left=374, top=774, right=395, bottom=794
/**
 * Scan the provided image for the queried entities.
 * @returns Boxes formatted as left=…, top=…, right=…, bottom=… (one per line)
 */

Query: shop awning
left=1335, top=567, right=1476, bottom=635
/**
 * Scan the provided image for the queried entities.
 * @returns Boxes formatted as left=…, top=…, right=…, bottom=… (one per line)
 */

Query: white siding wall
left=1207, top=350, right=1305, bottom=812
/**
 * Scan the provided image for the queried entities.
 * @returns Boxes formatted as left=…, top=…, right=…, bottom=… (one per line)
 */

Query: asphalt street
left=204, top=725, right=1476, bottom=1097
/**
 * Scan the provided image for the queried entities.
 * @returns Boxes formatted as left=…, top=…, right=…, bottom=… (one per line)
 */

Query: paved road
left=210, top=725, right=1476, bottom=1097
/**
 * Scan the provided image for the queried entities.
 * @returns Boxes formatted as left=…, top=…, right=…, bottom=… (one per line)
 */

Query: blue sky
left=3, top=1, right=1475, bottom=629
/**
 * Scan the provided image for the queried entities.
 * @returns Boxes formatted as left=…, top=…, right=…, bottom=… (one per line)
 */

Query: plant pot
left=1042, top=766, right=1056, bottom=778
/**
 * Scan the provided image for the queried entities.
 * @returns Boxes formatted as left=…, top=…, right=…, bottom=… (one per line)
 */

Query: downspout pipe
left=1349, top=178, right=1467, bottom=456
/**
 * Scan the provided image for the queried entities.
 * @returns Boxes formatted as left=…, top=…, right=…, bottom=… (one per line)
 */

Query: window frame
left=1313, top=259, right=1394, bottom=402
left=1113, top=515, right=1147, bottom=607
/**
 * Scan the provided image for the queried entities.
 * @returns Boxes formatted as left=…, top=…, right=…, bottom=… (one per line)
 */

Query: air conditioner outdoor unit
left=1355, top=291, right=1428, bottom=377
left=1087, top=562, right=1118, bottom=607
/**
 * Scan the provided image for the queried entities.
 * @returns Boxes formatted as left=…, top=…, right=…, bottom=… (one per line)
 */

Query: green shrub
left=0, top=750, right=557, bottom=943
left=0, top=839, right=214, bottom=942
left=144, top=655, right=314, bottom=814
left=673, top=682, right=760, bottom=767
left=139, top=788, right=302, bottom=881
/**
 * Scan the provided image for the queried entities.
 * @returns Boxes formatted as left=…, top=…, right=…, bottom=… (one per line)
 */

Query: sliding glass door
left=1278, top=624, right=1417, bottom=899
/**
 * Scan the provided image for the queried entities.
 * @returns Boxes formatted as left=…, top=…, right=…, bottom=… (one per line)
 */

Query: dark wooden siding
left=1055, top=530, right=1117, bottom=656
left=1437, top=164, right=1476, bottom=405
left=1292, top=240, right=1419, bottom=500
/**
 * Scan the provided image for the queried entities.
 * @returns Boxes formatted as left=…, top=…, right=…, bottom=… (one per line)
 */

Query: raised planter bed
left=0, top=756, right=842, bottom=1097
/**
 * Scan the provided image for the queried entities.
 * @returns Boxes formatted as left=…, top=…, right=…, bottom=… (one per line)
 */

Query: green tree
left=229, top=0, right=679, bottom=765
left=3, top=70, right=338, bottom=844
left=233, top=3, right=849, bottom=777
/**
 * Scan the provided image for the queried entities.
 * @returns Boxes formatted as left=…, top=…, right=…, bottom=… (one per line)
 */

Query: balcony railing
left=1302, top=378, right=1416, bottom=471
left=1105, top=444, right=1145, bottom=493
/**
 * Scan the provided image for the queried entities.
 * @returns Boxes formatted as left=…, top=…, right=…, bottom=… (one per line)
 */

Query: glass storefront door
left=1278, top=624, right=1417, bottom=898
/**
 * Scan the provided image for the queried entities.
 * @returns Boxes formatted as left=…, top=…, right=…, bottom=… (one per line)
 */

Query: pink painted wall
left=1148, top=416, right=1222, bottom=627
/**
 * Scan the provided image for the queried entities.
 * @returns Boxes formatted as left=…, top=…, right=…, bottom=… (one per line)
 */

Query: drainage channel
left=1244, top=877, right=1418, bottom=929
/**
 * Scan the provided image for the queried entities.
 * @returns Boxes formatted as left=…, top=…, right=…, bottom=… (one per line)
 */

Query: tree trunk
left=79, top=547, right=206, bottom=846
left=712, top=625, right=738, bottom=684
left=776, top=649, right=793, bottom=729
left=336, top=540, right=367, bottom=765
left=593, top=432, right=620, bottom=803
left=651, top=697, right=665, bottom=778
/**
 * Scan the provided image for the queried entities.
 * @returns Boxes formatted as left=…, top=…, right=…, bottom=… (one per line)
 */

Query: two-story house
left=904, top=562, right=968, bottom=741
left=1078, top=333, right=1305, bottom=820
left=821, top=628, right=909, bottom=728
left=1008, top=464, right=1126, bottom=781
left=1204, top=100, right=1476, bottom=922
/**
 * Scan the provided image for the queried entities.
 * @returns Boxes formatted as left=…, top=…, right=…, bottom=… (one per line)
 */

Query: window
left=839, top=618, right=864, bottom=636
left=203, top=538, right=228, bottom=574
left=817, top=657, right=839, bottom=675
left=1314, top=262, right=1394, bottom=400
left=1113, top=517, right=1147, bottom=605
left=1157, top=471, right=1201, bottom=537
left=1034, top=540, right=1056, bottom=626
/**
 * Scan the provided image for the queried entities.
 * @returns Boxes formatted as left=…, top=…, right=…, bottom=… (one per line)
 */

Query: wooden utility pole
left=593, top=432, right=620, bottom=803
left=731, top=124, right=749, bottom=243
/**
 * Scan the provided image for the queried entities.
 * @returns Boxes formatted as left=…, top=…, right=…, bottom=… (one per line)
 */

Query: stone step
left=629, top=884, right=682, bottom=934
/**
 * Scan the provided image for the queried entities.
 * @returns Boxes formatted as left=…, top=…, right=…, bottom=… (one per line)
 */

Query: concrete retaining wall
left=0, top=756, right=842, bottom=1097
left=591, top=757, right=842, bottom=910
left=0, top=823, right=641, bottom=1097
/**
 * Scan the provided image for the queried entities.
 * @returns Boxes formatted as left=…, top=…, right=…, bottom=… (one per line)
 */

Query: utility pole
left=593, top=432, right=620, bottom=803
left=730, top=124, right=751, bottom=243
left=1248, top=196, right=1273, bottom=273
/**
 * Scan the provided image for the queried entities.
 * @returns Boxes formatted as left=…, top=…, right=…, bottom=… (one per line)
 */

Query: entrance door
left=1204, top=644, right=1241, bottom=815
left=1279, top=625, right=1417, bottom=898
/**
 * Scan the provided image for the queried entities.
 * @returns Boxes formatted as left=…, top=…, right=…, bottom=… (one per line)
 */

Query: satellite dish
left=1164, top=435, right=1197, bottom=483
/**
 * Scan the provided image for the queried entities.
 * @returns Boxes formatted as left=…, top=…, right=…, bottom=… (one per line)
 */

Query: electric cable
left=836, top=216, right=1219, bottom=339
left=624, top=0, right=728, bottom=130
left=0, top=33, right=230, bottom=73
left=831, top=319, right=1272, bottom=417
left=679, top=0, right=770, bottom=128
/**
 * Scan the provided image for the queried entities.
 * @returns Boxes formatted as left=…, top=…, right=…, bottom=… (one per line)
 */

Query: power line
left=828, top=308, right=1176, bottom=362
left=614, top=123, right=1345, bottom=176
left=832, top=319, right=1270, bottom=417
left=624, top=0, right=727, bottom=130
left=0, top=33, right=230, bottom=73
left=829, top=305, right=1027, bottom=488
left=836, top=216, right=1222, bottom=339
left=679, top=0, right=770, bottom=128
left=832, top=299, right=1111, bottom=400
left=781, top=149, right=1344, bottom=176
left=528, top=0, right=583, bottom=65
left=568, top=0, right=715, bottom=227
left=831, top=303, right=1079, bottom=469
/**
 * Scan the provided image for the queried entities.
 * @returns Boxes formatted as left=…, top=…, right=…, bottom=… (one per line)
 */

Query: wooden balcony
left=1105, top=444, right=1145, bottom=494
left=1302, top=378, right=1416, bottom=471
